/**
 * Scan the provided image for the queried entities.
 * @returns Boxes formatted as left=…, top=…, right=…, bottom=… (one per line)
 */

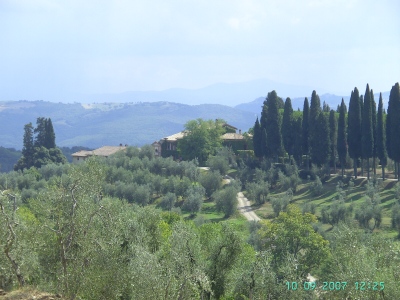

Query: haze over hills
left=0, top=100, right=257, bottom=150
left=235, top=91, right=391, bottom=115
left=0, top=82, right=391, bottom=150
left=21, top=79, right=320, bottom=107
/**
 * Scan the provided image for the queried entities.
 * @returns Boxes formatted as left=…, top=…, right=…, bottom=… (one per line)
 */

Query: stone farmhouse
left=152, top=123, right=252, bottom=158
left=72, top=145, right=127, bottom=163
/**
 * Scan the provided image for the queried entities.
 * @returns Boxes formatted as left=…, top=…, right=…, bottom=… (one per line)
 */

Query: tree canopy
left=178, top=118, right=225, bottom=166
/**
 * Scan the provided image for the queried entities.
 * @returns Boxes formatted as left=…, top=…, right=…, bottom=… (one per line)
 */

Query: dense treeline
left=252, top=83, right=400, bottom=180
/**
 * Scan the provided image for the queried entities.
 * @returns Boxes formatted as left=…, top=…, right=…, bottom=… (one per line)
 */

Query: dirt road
left=237, top=192, right=261, bottom=222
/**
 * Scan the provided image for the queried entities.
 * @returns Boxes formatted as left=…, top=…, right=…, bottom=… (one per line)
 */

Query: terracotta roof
left=92, top=146, right=126, bottom=156
left=72, top=146, right=126, bottom=157
left=222, top=133, right=245, bottom=140
left=72, top=150, right=92, bottom=157
left=163, top=131, right=186, bottom=141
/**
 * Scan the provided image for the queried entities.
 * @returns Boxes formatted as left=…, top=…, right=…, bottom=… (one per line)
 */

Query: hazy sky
left=1, top=0, right=399, bottom=101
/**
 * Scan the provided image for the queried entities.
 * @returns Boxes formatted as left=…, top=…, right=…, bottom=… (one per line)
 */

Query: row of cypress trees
left=253, top=83, right=400, bottom=180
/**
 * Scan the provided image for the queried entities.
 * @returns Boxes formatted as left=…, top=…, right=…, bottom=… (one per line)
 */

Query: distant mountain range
left=0, top=101, right=257, bottom=150
left=235, top=91, right=390, bottom=115
left=43, top=78, right=320, bottom=107
left=0, top=87, right=390, bottom=150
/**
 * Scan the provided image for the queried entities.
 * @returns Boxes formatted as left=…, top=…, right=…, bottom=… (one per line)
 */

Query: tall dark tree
left=361, top=84, right=374, bottom=179
left=14, top=119, right=66, bottom=171
left=265, top=90, right=283, bottom=161
left=302, top=97, right=310, bottom=170
left=386, top=82, right=400, bottom=180
left=252, top=117, right=262, bottom=159
left=309, top=90, right=322, bottom=166
left=376, top=93, right=387, bottom=180
left=329, top=110, right=338, bottom=173
left=14, top=123, right=35, bottom=170
left=282, top=97, right=294, bottom=159
left=44, top=118, right=56, bottom=149
left=34, top=117, right=47, bottom=148
left=371, top=90, right=377, bottom=176
left=348, top=88, right=362, bottom=178
left=292, top=117, right=303, bottom=165
left=311, top=113, right=330, bottom=167
left=337, top=99, right=347, bottom=177
left=261, top=128, right=268, bottom=158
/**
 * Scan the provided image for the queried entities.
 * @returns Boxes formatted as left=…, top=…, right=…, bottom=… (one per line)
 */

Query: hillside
left=0, top=101, right=256, bottom=149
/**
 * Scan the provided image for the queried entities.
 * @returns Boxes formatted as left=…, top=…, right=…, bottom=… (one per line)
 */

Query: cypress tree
left=14, top=123, right=35, bottom=170
left=44, top=118, right=56, bottom=149
left=348, top=88, right=362, bottom=178
left=265, top=90, right=283, bottom=161
left=261, top=128, right=268, bottom=158
left=282, top=97, right=294, bottom=159
left=34, top=117, right=47, bottom=147
left=293, top=117, right=303, bottom=166
left=309, top=90, right=322, bottom=166
left=329, top=110, right=337, bottom=173
left=371, top=90, right=377, bottom=175
left=311, top=112, right=330, bottom=167
left=361, top=84, right=374, bottom=179
left=337, top=99, right=347, bottom=177
left=260, top=101, right=268, bottom=158
left=302, top=97, right=310, bottom=170
left=253, top=117, right=262, bottom=158
left=376, top=93, right=387, bottom=180
left=386, top=82, right=400, bottom=180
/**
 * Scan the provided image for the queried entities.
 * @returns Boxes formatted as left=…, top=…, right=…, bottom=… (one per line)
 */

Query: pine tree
left=309, top=90, right=322, bottom=166
left=337, top=99, right=347, bottom=177
left=329, top=110, right=337, bottom=173
left=362, top=84, right=374, bottom=180
left=265, top=90, right=283, bottom=161
left=376, top=93, right=387, bottom=180
left=311, top=113, right=330, bottom=167
left=348, top=88, right=362, bottom=178
left=386, top=82, right=400, bottom=180
left=282, top=97, right=294, bottom=159
left=253, top=117, right=262, bottom=158
left=302, top=97, right=310, bottom=170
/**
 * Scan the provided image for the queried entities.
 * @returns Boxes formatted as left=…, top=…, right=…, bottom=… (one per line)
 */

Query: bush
left=159, top=192, right=177, bottom=211
left=271, top=195, right=290, bottom=217
left=213, top=185, right=239, bottom=217
left=302, top=202, right=316, bottom=215
left=245, top=181, right=269, bottom=205
left=199, top=170, right=222, bottom=198
left=207, top=155, right=229, bottom=175
left=311, top=176, right=323, bottom=196
left=182, top=185, right=205, bottom=215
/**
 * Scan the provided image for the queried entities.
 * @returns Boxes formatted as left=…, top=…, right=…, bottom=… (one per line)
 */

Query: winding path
left=237, top=192, right=261, bottom=222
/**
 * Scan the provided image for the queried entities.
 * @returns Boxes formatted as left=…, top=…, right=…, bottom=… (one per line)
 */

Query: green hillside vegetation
left=1, top=83, right=400, bottom=299
left=1, top=143, right=400, bottom=299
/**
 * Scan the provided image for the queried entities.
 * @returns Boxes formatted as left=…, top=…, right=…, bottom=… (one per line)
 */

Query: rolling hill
left=0, top=100, right=257, bottom=149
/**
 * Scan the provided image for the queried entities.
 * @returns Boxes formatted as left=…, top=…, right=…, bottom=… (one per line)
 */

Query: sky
left=1, top=0, right=399, bottom=103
